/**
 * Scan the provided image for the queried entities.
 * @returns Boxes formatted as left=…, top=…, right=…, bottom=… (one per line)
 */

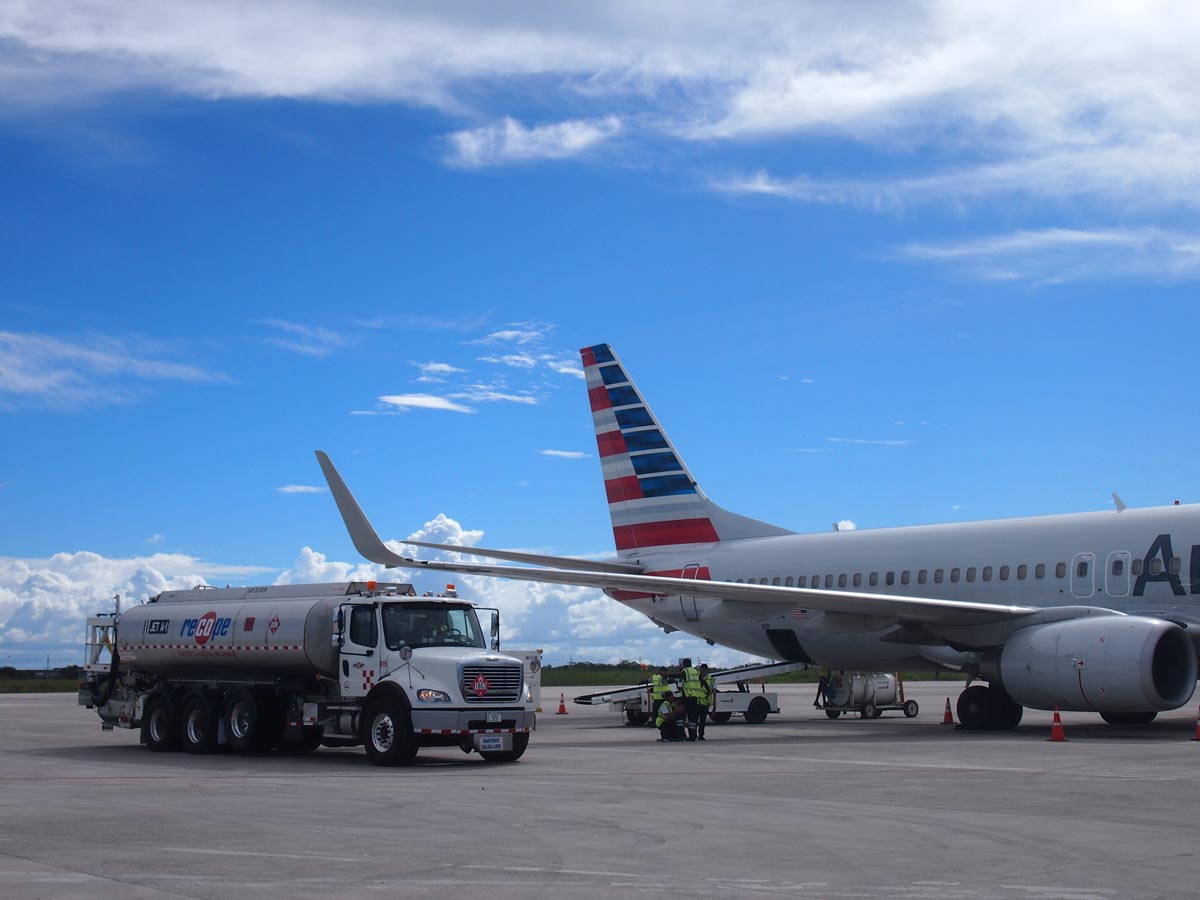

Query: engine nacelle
left=991, top=616, right=1197, bottom=713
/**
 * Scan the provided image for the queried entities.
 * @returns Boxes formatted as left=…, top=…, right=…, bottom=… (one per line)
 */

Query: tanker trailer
left=79, top=580, right=535, bottom=765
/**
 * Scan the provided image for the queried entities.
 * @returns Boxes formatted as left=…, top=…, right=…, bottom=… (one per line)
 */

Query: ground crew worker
left=680, top=657, right=704, bottom=741
left=648, top=666, right=670, bottom=727
left=814, top=671, right=830, bottom=708
left=696, top=663, right=715, bottom=741
left=655, top=690, right=685, bottom=742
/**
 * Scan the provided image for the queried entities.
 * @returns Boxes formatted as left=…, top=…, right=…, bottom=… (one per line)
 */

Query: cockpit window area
left=381, top=602, right=485, bottom=650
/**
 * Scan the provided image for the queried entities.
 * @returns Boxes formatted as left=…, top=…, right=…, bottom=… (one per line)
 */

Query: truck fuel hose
left=88, top=649, right=121, bottom=707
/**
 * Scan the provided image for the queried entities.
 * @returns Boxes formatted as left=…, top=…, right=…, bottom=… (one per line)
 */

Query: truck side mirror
left=490, top=611, right=500, bottom=651
left=332, top=607, right=345, bottom=647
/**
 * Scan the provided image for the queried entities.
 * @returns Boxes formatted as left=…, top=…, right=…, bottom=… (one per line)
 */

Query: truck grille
left=461, top=664, right=523, bottom=703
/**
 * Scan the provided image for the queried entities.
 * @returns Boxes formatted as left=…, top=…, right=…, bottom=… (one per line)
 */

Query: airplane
left=316, top=342, right=1200, bottom=731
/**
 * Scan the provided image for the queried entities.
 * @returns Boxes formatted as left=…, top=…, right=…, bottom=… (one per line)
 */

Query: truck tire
left=480, top=731, right=530, bottom=763
left=179, top=692, right=219, bottom=754
left=222, top=689, right=266, bottom=753
left=825, top=709, right=841, bottom=719
left=744, top=696, right=770, bottom=725
left=709, top=711, right=733, bottom=724
left=862, top=702, right=878, bottom=719
left=903, top=700, right=920, bottom=718
left=362, top=696, right=418, bottom=766
left=143, top=693, right=179, bottom=752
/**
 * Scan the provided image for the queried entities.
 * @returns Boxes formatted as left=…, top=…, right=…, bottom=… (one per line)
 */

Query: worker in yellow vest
left=696, top=663, right=715, bottom=741
left=655, top=690, right=685, bottom=742
left=648, top=666, right=670, bottom=727
left=680, top=657, right=705, bottom=741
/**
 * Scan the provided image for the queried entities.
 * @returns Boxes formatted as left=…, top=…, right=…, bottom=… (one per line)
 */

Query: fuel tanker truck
left=79, top=581, right=535, bottom=765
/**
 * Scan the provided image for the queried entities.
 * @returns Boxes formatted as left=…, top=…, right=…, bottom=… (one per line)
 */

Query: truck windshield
left=380, top=602, right=485, bottom=650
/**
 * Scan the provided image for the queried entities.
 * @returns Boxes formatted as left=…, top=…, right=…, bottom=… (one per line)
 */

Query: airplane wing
left=317, top=451, right=1039, bottom=627
left=398, top=538, right=644, bottom=575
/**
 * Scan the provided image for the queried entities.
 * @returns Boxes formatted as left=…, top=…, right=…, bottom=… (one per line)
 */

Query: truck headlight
left=417, top=689, right=451, bottom=703
left=524, top=683, right=533, bottom=703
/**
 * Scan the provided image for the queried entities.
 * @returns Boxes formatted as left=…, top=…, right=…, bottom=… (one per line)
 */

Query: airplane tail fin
left=580, top=343, right=793, bottom=558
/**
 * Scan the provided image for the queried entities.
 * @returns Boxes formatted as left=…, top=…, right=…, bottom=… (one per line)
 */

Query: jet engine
left=984, top=615, right=1197, bottom=713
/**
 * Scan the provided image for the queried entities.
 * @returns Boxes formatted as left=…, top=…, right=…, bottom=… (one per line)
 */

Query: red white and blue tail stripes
left=582, top=343, right=792, bottom=557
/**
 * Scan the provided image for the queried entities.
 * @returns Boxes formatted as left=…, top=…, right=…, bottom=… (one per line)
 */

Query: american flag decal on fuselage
left=581, top=343, right=720, bottom=556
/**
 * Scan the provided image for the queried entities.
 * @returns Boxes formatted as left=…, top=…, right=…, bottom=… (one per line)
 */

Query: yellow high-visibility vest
left=681, top=666, right=704, bottom=699
left=650, top=673, right=669, bottom=701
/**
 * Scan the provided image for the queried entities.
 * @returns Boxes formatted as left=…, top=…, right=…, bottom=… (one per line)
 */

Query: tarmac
left=3, top=682, right=1200, bottom=900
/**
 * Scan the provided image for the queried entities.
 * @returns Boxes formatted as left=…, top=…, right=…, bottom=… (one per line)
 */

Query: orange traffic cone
left=1048, top=706, right=1068, bottom=742
left=556, top=692, right=568, bottom=715
left=941, top=697, right=954, bottom=726
left=1190, top=706, right=1200, bottom=741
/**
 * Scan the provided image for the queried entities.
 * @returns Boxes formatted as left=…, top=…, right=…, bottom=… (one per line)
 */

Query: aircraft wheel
left=956, top=685, right=993, bottom=730
left=143, top=692, right=179, bottom=752
left=743, top=696, right=770, bottom=724
left=1100, top=711, right=1158, bottom=726
left=903, top=700, right=920, bottom=718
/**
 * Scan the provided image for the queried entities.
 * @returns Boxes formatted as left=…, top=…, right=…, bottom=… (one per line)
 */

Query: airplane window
left=1170, top=557, right=1182, bottom=575
left=869, top=573, right=879, bottom=586
left=1150, top=559, right=1163, bottom=576
left=886, top=571, right=895, bottom=586
left=901, top=570, right=911, bottom=585
left=1017, top=564, right=1028, bottom=580
left=838, top=574, right=847, bottom=587
left=1035, top=563, right=1045, bottom=579
left=812, top=574, right=820, bottom=586
left=1056, top=562, right=1067, bottom=578
left=1131, top=559, right=1143, bottom=576
left=1077, top=560, right=1089, bottom=577
left=966, top=567, right=976, bottom=582
left=934, top=569, right=944, bottom=583
left=772, top=577, right=781, bottom=586
left=982, top=566, right=993, bottom=581
left=1111, top=559, right=1123, bottom=576
left=999, top=565, right=1010, bottom=581
left=950, top=568, right=960, bottom=583
left=917, top=569, right=927, bottom=584
left=760, top=575, right=769, bottom=583
left=737, top=578, right=744, bottom=583
left=853, top=573, right=862, bottom=587
left=785, top=576, right=793, bottom=587
left=798, top=576, right=807, bottom=587
left=824, top=574, right=834, bottom=588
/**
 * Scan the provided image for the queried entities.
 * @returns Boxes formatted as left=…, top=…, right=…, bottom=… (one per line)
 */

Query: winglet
left=1112, top=492, right=1127, bottom=512
left=315, top=451, right=410, bottom=568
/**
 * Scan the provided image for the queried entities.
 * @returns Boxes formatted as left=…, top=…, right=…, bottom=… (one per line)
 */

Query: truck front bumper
left=409, top=707, right=536, bottom=737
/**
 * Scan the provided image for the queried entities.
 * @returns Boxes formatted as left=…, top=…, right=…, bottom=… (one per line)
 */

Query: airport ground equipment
left=819, top=672, right=919, bottom=719
left=79, top=581, right=536, bottom=765
left=573, top=660, right=808, bottom=725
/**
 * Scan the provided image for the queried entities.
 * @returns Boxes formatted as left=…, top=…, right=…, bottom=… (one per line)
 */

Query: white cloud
left=448, top=388, right=539, bottom=406
left=894, top=227, right=1200, bottom=283
left=479, top=353, right=539, bottom=369
left=378, top=393, right=476, bottom=413
left=416, top=361, right=465, bottom=378
left=540, top=449, right=589, bottom=459
left=836, top=520, right=858, bottom=532
left=544, top=357, right=585, bottom=379
left=259, top=319, right=347, bottom=357
left=276, top=484, right=326, bottom=494
left=0, top=330, right=227, bottom=411
left=469, top=328, right=547, bottom=346
left=446, top=116, right=622, bottom=167
left=145, top=533, right=164, bottom=544
left=274, top=547, right=381, bottom=586
left=827, top=437, right=911, bottom=447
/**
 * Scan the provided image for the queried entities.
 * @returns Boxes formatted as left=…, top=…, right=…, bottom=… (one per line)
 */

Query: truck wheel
left=624, top=710, right=650, bottom=727
left=480, top=732, right=530, bottom=763
left=179, top=692, right=219, bottom=754
left=709, top=711, right=733, bottom=724
left=825, top=709, right=841, bottom=719
left=222, top=689, right=265, bottom=753
left=903, top=700, right=920, bottom=718
left=143, top=693, right=179, bottom=752
left=362, top=696, right=418, bottom=766
left=744, top=697, right=770, bottom=725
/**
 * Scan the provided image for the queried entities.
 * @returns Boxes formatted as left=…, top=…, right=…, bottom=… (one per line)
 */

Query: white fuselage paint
left=608, top=504, right=1200, bottom=669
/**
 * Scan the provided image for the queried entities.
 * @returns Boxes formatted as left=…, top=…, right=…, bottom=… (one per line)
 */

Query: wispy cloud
left=445, top=116, right=622, bottom=168
left=0, top=330, right=227, bottom=411
left=828, top=438, right=911, bottom=447
left=449, top=388, right=539, bottom=406
left=468, top=327, right=549, bottom=346
left=479, top=353, right=539, bottom=369
left=377, top=394, right=476, bottom=414
left=260, top=319, right=347, bottom=357
left=540, top=449, right=589, bottom=459
left=894, top=227, right=1200, bottom=283
left=276, top=484, right=326, bottom=494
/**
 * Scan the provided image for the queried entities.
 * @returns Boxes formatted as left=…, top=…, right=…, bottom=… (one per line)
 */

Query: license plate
left=479, top=735, right=504, bottom=752
left=486, top=712, right=502, bottom=723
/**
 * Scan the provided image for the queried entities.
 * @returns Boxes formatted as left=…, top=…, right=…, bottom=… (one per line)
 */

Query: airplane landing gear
left=956, top=684, right=1023, bottom=731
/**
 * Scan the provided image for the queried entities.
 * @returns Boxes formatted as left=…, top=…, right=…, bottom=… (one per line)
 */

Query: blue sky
left=2, top=1, right=1199, bottom=668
